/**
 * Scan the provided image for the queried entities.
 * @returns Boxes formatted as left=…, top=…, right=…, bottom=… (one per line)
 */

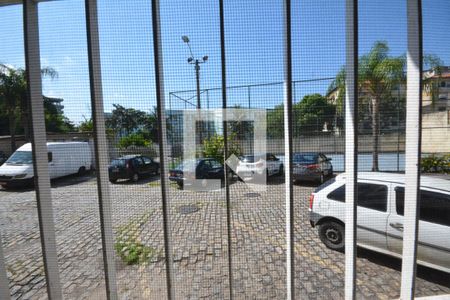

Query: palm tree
left=0, top=64, right=57, bottom=152
left=330, top=41, right=405, bottom=171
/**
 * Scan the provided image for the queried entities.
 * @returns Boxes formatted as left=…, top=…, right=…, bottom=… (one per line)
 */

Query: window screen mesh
left=0, top=0, right=448, bottom=299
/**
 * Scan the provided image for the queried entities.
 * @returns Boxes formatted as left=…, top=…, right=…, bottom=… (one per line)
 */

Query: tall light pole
left=182, top=36, right=208, bottom=109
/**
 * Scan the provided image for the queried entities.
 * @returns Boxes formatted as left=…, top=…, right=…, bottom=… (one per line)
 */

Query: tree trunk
left=9, top=114, right=17, bottom=153
left=372, top=97, right=380, bottom=171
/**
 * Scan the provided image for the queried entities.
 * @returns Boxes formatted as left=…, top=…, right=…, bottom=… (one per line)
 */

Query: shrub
left=202, top=134, right=241, bottom=164
left=421, top=154, right=450, bottom=174
left=118, top=133, right=152, bottom=149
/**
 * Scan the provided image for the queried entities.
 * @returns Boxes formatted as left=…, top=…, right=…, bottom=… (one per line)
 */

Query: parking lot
left=0, top=174, right=449, bottom=299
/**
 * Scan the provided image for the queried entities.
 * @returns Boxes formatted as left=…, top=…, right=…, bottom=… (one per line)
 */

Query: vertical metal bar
left=282, top=0, right=295, bottom=298
left=218, top=1, right=233, bottom=299
left=84, top=1, right=118, bottom=299
left=397, top=91, right=401, bottom=172
left=23, top=1, right=62, bottom=299
left=401, top=0, right=423, bottom=298
left=344, top=0, right=358, bottom=298
left=247, top=86, right=251, bottom=109
left=151, top=1, right=175, bottom=299
left=0, top=234, right=10, bottom=300
left=292, top=81, right=295, bottom=104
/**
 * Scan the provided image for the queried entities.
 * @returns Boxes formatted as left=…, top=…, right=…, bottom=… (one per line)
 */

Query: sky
left=0, top=0, right=449, bottom=124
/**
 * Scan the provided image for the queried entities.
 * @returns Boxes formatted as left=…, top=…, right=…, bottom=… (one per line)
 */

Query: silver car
left=309, top=172, right=450, bottom=273
left=293, top=152, right=333, bottom=184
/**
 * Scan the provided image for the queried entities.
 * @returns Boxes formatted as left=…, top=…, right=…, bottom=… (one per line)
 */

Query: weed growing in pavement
left=115, top=210, right=156, bottom=265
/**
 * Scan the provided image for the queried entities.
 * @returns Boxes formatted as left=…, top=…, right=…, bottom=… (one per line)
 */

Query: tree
left=423, top=54, right=444, bottom=106
left=0, top=64, right=57, bottom=152
left=330, top=41, right=406, bottom=171
left=266, top=93, right=336, bottom=138
left=106, top=104, right=159, bottom=140
left=202, top=134, right=241, bottom=164
left=43, top=97, right=75, bottom=133
left=295, top=94, right=336, bottom=134
left=118, top=133, right=152, bottom=149
left=78, top=117, right=94, bottom=132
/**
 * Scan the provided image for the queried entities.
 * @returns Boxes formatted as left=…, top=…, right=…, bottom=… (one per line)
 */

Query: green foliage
left=266, top=93, right=336, bottom=137
left=295, top=94, right=336, bottom=134
left=115, top=211, right=156, bottom=265
left=118, top=133, right=152, bottom=149
left=114, top=241, right=155, bottom=265
left=78, top=117, right=93, bottom=132
left=106, top=104, right=158, bottom=142
left=421, top=154, right=450, bottom=174
left=202, top=134, right=241, bottom=164
left=0, top=64, right=71, bottom=144
left=43, top=98, right=75, bottom=132
left=423, top=54, right=445, bottom=104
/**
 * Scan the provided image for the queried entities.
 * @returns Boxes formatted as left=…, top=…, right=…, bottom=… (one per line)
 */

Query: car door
left=207, top=159, right=224, bottom=179
left=142, top=156, right=154, bottom=174
left=355, top=182, right=390, bottom=251
left=47, top=151, right=57, bottom=179
left=387, top=186, right=450, bottom=271
left=266, top=154, right=277, bottom=176
left=132, top=157, right=145, bottom=175
left=326, top=181, right=390, bottom=250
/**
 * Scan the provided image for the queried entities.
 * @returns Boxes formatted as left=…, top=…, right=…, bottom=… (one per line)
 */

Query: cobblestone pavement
left=0, top=174, right=449, bottom=299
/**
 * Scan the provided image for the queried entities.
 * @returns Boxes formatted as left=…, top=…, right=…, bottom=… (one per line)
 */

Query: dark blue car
left=169, top=158, right=224, bottom=189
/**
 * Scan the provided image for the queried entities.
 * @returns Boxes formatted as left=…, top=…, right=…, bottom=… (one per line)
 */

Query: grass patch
left=115, top=241, right=156, bottom=265
left=147, top=181, right=160, bottom=187
left=115, top=210, right=156, bottom=265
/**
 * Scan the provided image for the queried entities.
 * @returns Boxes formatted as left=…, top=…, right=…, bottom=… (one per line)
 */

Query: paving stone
left=0, top=176, right=448, bottom=299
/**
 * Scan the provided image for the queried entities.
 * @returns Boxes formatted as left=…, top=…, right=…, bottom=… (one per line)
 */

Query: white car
left=236, top=153, right=283, bottom=181
left=309, top=172, right=450, bottom=273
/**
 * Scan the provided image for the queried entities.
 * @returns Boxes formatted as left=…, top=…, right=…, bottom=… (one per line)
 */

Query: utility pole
left=182, top=36, right=208, bottom=148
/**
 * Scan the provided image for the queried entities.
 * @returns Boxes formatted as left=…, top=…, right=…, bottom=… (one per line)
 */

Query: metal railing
left=0, top=0, right=439, bottom=299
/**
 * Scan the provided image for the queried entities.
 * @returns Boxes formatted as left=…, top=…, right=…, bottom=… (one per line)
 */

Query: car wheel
left=319, top=172, right=325, bottom=184
left=109, top=178, right=117, bottom=184
left=155, top=167, right=160, bottom=175
left=177, top=182, right=183, bottom=189
left=278, top=165, right=284, bottom=176
left=130, top=173, right=139, bottom=182
left=77, top=166, right=86, bottom=176
left=319, top=221, right=344, bottom=251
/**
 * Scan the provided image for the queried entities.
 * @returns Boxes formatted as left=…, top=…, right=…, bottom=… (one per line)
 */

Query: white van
left=0, top=142, right=92, bottom=188
left=309, top=172, right=450, bottom=273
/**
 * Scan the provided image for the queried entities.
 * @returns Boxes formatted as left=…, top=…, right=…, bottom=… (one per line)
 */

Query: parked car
left=169, top=158, right=224, bottom=189
left=293, top=152, right=333, bottom=184
left=236, top=153, right=283, bottom=181
left=108, top=155, right=159, bottom=183
left=309, top=172, right=450, bottom=273
left=0, top=142, right=92, bottom=189
left=0, top=151, right=7, bottom=166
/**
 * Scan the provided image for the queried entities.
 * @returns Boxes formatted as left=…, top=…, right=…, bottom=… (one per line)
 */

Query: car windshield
left=111, top=159, right=126, bottom=167
left=240, top=155, right=264, bottom=163
left=240, top=155, right=256, bottom=163
left=293, top=153, right=317, bottom=164
left=6, top=151, right=33, bottom=165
